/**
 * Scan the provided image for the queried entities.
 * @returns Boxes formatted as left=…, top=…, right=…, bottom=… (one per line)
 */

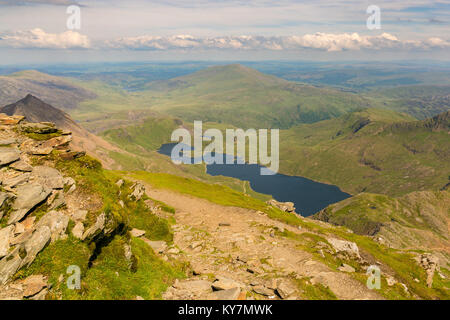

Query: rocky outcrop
left=266, top=199, right=296, bottom=213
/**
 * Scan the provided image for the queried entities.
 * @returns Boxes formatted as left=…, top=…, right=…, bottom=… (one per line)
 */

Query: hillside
left=312, top=190, right=450, bottom=266
left=0, top=95, right=121, bottom=169
left=0, top=70, right=96, bottom=110
left=0, top=113, right=449, bottom=300
left=279, top=109, right=450, bottom=196
left=145, top=64, right=373, bottom=129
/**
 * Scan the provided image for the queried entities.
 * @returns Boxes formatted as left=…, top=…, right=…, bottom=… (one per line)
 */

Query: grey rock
left=81, top=212, right=105, bottom=240
left=63, top=177, right=75, bottom=187
left=3, top=173, right=31, bottom=188
left=35, top=211, right=69, bottom=243
left=276, top=281, right=296, bottom=299
left=8, top=183, right=52, bottom=225
left=22, top=226, right=51, bottom=267
left=338, top=263, right=356, bottom=273
left=47, top=190, right=65, bottom=210
left=71, top=209, right=87, bottom=222
left=327, top=238, right=361, bottom=260
left=0, top=138, right=17, bottom=146
left=143, top=239, right=167, bottom=253
left=212, top=276, right=243, bottom=290
left=9, top=160, right=33, bottom=172
left=0, top=192, right=14, bottom=220
left=130, top=228, right=146, bottom=238
left=0, top=148, right=20, bottom=166
left=212, top=287, right=241, bottom=300
left=128, top=183, right=145, bottom=201
left=31, top=166, right=64, bottom=189
left=266, top=199, right=295, bottom=213
left=173, top=279, right=213, bottom=293
left=116, top=179, right=124, bottom=188
left=0, top=225, right=14, bottom=259
left=72, top=222, right=84, bottom=239
left=20, top=122, right=57, bottom=134
left=0, top=247, right=22, bottom=285
left=252, top=285, right=273, bottom=296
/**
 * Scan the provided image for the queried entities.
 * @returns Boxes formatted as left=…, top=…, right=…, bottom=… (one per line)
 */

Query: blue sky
left=0, top=0, right=449, bottom=64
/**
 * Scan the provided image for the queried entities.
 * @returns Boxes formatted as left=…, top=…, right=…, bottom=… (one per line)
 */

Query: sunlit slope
left=144, top=64, right=372, bottom=129
left=279, top=109, right=450, bottom=196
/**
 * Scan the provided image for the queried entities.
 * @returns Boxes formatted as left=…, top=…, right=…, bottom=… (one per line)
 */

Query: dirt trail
left=143, top=184, right=383, bottom=300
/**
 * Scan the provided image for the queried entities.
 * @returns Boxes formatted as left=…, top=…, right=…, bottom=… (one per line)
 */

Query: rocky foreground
left=0, top=113, right=447, bottom=300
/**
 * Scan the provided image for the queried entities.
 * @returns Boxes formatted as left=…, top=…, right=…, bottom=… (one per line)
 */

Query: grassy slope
left=279, top=109, right=450, bottom=196
left=312, top=191, right=450, bottom=253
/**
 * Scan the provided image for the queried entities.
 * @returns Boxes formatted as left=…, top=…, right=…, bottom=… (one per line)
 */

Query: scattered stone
left=35, top=211, right=69, bottom=243
left=0, top=114, right=24, bottom=125
left=219, top=223, right=231, bottom=227
left=0, top=147, right=20, bottom=166
left=136, top=296, right=144, bottom=300
left=266, top=199, right=295, bottom=213
left=21, top=275, right=47, bottom=298
left=71, top=210, right=87, bottom=222
left=129, top=183, right=145, bottom=201
left=31, top=166, right=64, bottom=189
left=386, top=276, right=397, bottom=286
left=3, top=172, right=31, bottom=188
left=63, top=177, right=75, bottom=187
left=173, top=279, right=213, bottom=294
left=0, top=225, right=14, bottom=258
left=338, top=263, right=355, bottom=273
left=189, top=241, right=202, bottom=250
left=212, top=287, right=241, bottom=300
left=8, top=183, right=52, bottom=225
left=116, top=179, right=124, bottom=188
left=252, top=285, right=273, bottom=296
left=0, top=249, right=22, bottom=285
left=130, top=228, right=146, bottom=238
left=59, top=151, right=85, bottom=161
left=22, top=225, right=52, bottom=267
left=167, top=247, right=180, bottom=255
left=72, top=222, right=84, bottom=239
left=9, top=160, right=33, bottom=172
left=81, top=213, right=105, bottom=241
left=276, top=281, right=296, bottom=299
left=416, top=253, right=439, bottom=288
left=212, top=276, right=243, bottom=291
left=327, top=237, right=361, bottom=260
left=143, top=239, right=167, bottom=253
left=20, top=122, right=57, bottom=134
left=0, top=138, right=16, bottom=146
left=119, top=200, right=124, bottom=208
left=47, top=190, right=65, bottom=209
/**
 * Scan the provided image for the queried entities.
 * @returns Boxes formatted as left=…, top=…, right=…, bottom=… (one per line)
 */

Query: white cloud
left=106, top=32, right=450, bottom=52
left=0, top=28, right=90, bottom=49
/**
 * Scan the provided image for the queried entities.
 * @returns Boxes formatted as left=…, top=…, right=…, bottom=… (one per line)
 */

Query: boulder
left=31, top=166, right=64, bottom=189
left=0, top=225, right=14, bottom=259
left=21, top=275, right=47, bottom=298
left=0, top=192, right=14, bottom=220
left=327, top=238, right=361, bottom=260
left=47, top=190, right=65, bottom=210
left=143, top=239, right=167, bottom=253
left=21, top=226, right=52, bottom=267
left=211, top=287, right=241, bottom=300
left=130, top=228, right=146, bottom=238
left=338, top=263, right=356, bottom=273
left=35, top=211, right=69, bottom=242
left=276, top=281, right=296, bottom=299
left=8, top=183, right=52, bottom=225
left=9, top=160, right=33, bottom=172
left=20, top=122, right=57, bottom=134
left=173, top=279, right=213, bottom=294
left=212, top=276, right=243, bottom=290
left=128, top=183, right=145, bottom=201
left=0, top=138, right=17, bottom=146
left=3, top=173, right=31, bottom=188
left=0, top=114, right=24, bottom=125
left=71, top=210, right=87, bottom=222
left=72, top=222, right=84, bottom=239
left=0, top=147, right=20, bottom=166
left=266, top=199, right=295, bottom=213
left=39, top=135, right=71, bottom=151
left=417, top=253, right=439, bottom=288
left=252, top=285, right=274, bottom=296
left=0, top=247, right=22, bottom=285
left=81, top=212, right=105, bottom=241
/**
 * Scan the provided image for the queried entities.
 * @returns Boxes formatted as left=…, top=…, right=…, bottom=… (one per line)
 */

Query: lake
left=158, top=143, right=351, bottom=217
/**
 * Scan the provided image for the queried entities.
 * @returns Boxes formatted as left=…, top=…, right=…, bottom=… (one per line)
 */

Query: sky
left=0, top=0, right=449, bottom=64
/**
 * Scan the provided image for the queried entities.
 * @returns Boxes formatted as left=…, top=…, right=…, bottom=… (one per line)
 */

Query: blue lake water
left=157, top=143, right=351, bottom=217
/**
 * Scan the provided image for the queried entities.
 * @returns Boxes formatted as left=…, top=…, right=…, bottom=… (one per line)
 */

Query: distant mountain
left=145, top=64, right=373, bottom=129
left=279, top=108, right=450, bottom=196
left=0, top=95, right=120, bottom=169
left=0, top=70, right=96, bottom=110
